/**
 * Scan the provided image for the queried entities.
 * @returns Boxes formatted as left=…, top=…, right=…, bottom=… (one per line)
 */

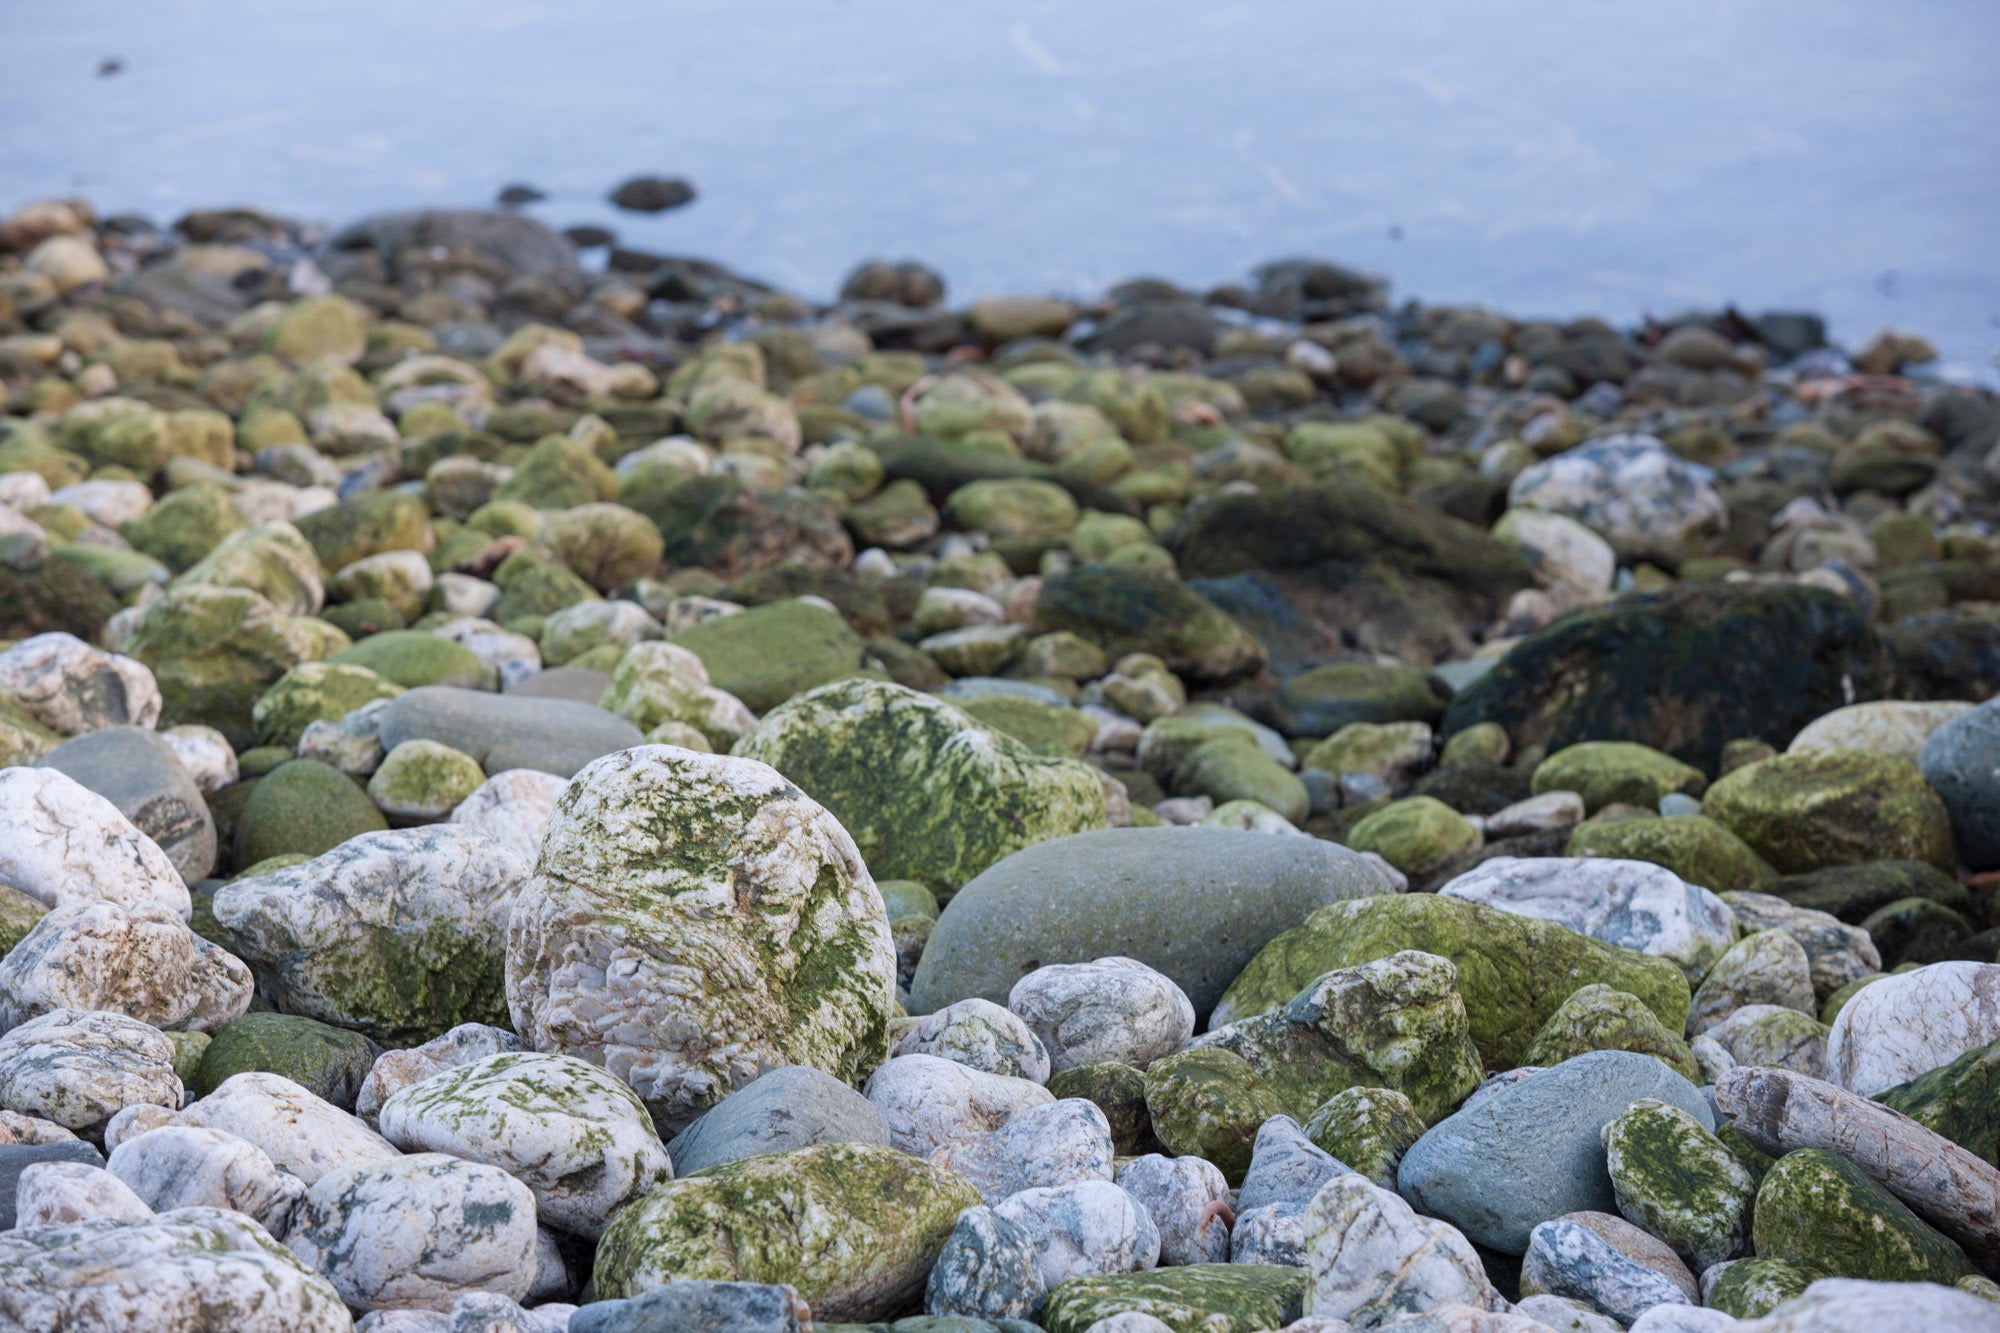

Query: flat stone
left=377, top=685, right=642, bottom=778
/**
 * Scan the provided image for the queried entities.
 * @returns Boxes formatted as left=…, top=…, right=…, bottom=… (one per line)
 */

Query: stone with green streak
left=955, top=694, right=1098, bottom=758
left=1303, top=1085, right=1425, bottom=1191
left=491, top=546, right=599, bottom=624
left=1703, top=751, right=1956, bottom=875
left=121, top=482, right=245, bottom=572
left=251, top=661, right=403, bottom=749
left=1874, top=1034, right=2000, bottom=1165
left=366, top=739, right=485, bottom=822
left=233, top=759, right=388, bottom=866
left=506, top=746, right=896, bottom=1132
left=1704, top=1257, right=1820, bottom=1319
left=1142, top=1047, right=1289, bottom=1185
left=733, top=676, right=1106, bottom=892
left=1342, top=796, right=1481, bottom=880
left=592, top=1141, right=978, bottom=1322
left=171, top=522, right=324, bottom=616
left=1192, top=950, right=1480, bottom=1124
left=1523, top=983, right=1698, bottom=1080
left=292, top=489, right=431, bottom=574
left=1040, top=1264, right=1306, bottom=1333
left=1048, top=1061, right=1156, bottom=1157
left=1602, top=1098, right=1755, bottom=1271
left=494, top=434, right=617, bottom=511
left=667, top=597, right=866, bottom=713
left=1531, top=741, right=1706, bottom=813
left=1566, top=815, right=1777, bottom=894
left=944, top=478, right=1078, bottom=542
left=127, top=586, right=349, bottom=749
left=196, top=1011, right=381, bottom=1108
left=1751, top=1148, right=1974, bottom=1285
left=1034, top=564, right=1265, bottom=685
left=0, top=884, right=50, bottom=957
left=167, top=1030, right=210, bottom=1086
left=1173, top=736, right=1309, bottom=825
left=331, top=629, right=491, bottom=689
left=1213, top=892, right=1692, bottom=1071
left=263, top=294, right=366, bottom=365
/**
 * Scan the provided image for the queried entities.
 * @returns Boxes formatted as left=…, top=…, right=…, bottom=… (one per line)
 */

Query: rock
left=1114, top=1153, right=1233, bottom=1266
left=666, top=1064, right=891, bottom=1177
left=929, top=1179, right=1160, bottom=1321
left=1007, top=957, right=1195, bottom=1073
left=0, top=767, right=192, bottom=920
left=367, top=739, right=487, bottom=822
left=929, top=1099, right=1115, bottom=1204
left=591, top=1141, right=979, bottom=1322
left=1040, top=1264, right=1306, bottom=1333
left=1532, top=743, right=1707, bottom=815
left=288, top=1151, right=539, bottom=1312
left=1603, top=1099, right=1755, bottom=1271
left=1825, top=961, right=2000, bottom=1095
left=1191, top=951, right=1482, bottom=1124
left=0, top=1009, right=183, bottom=1139
left=0, top=632, right=160, bottom=734
left=1703, top=1257, right=1819, bottom=1319
left=1343, top=796, right=1480, bottom=882
left=1715, top=893, right=1880, bottom=1003
left=666, top=597, right=868, bottom=713
left=295, top=700, right=392, bottom=777
left=353, top=1023, right=520, bottom=1125
left=1397, top=1051, right=1713, bottom=1254
left=1789, top=701, right=1972, bottom=763
left=1302, top=1173, right=1504, bottom=1326
left=1521, top=1215, right=1694, bottom=1325
left=0, top=1207, right=352, bottom=1331
left=1270, top=662, right=1452, bottom=739
left=1715, top=1065, right=2000, bottom=1271
left=251, top=661, right=404, bottom=751
left=864, top=1054, right=1053, bottom=1156
left=195, top=1013, right=380, bottom=1108
left=1920, top=699, right=2000, bottom=869
left=1049, top=1062, right=1158, bottom=1159
left=0, top=1142, right=109, bottom=1228
left=1689, top=930, right=1816, bottom=1035
left=445, top=768, right=566, bottom=862
left=1034, top=565, right=1265, bottom=685
left=1213, top=893, right=1691, bottom=1072
left=1441, top=585, right=1885, bottom=774
left=506, top=746, right=896, bottom=1133
left=1702, top=751, right=1954, bottom=875
left=1439, top=856, right=1733, bottom=982
left=233, top=758, right=390, bottom=866
left=331, top=631, right=490, bottom=691
left=914, top=827, right=1388, bottom=1019
left=173, top=1071, right=398, bottom=1185
left=1874, top=1033, right=2000, bottom=1167
left=1506, top=434, right=1726, bottom=562
left=1567, top=816, right=1777, bottom=896
left=891, top=998, right=1052, bottom=1082
left=0, top=900, right=251, bottom=1034
left=1523, top=984, right=1699, bottom=1080
left=174, top=522, right=325, bottom=616
left=1303, top=1086, right=1425, bottom=1192
left=599, top=640, right=756, bottom=751
left=215, top=825, right=532, bottom=1043
left=106, top=1124, right=306, bottom=1237
left=126, top=585, right=347, bottom=749
left=1230, top=1116, right=1352, bottom=1266
left=1769, top=857, right=1970, bottom=925
left=38, top=727, right=216, bottom=884
left=1734, top=1277, right=2000, bottom=1331
left=12, top=1160, right=150, bottom=1228
left=1750, top=1148, right=1972, bottom=1285
left=733, top=677, right=1106, bottom=893
left=1493, top=507, right=1618, bottom=601
left=568, top=1281, right=809, bottom=1333
left=376, top=686, right=643, bottom=778
left=1141, top=1048, right=1288, bottom=1185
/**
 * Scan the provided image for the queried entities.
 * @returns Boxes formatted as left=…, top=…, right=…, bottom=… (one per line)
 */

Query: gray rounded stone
left=377, top=685, right=642, bottom=778
left=39, top=725, right=216, bottom=885
left=910, top=827, right=1389, bottom=1017
left=1396, top=1050, right=1714, bottom=1255
left=506, top=665, right=613, bottom=704
left=666, top=1065, right=891, bottom=1177
left=0, top=1141, right=106, bottom=1230
left=1919, top=699, right=2000, bottom=871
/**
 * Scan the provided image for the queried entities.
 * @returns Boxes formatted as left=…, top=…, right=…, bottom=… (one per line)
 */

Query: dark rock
left=1770, top=860, right=1974, bottom=925
left=839, top=260, right=946, bottom=308
left=376, top=686, right=642, bottom=778
left=495, top=183, right=546, bottom=207
left=40, top=725, right=216, bottom=885
left=1035, top=565, right=1265, bottom=686
left=608, top=176, right=697, bottom=214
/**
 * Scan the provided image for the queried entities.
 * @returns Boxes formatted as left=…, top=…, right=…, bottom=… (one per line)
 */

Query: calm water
left=3, top=0, right=1996, bottom=372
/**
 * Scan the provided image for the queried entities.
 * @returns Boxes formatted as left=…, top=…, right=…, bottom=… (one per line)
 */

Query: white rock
left=0, top=632, right=161, bottom=734
left=433, top=618, right=541, bottom=691
left=286, top=1152, right=539, bottom=1312
left=13, top=1161, right=152, bottom=1227
left=0, top=470, right=55, bottom=509
left=1507, top=434, right=1727, bottom=563
left=355, top=1023, right=523, bottom=1125
left=1787, top=701, right=1974, bottom=763
left=1485, top=791, right=1587, bottom=838
left=891, top=997, right=1051, bottom=1082
left=434, top=573, right=502, bottom=620
left=1084, top=1316, right=1178, bottom=1333
left=102, top=1104, right=175, bottom=1151
left=1720, top=893, right=1880, bottom=1003
left=926, top=1179, right=1160, bottom=1321
left=1689, top=930, right=1818, bottom=1036
left=0, top=1206, right=353, bottom=1331
left=1233, top=1116, right=1353, bottom=1267
left=1494, top=508, right=1618, bottom=599
left=1114, top=1154, right=1232, bottom=1266
left=172, top=1072, right=397, bottom=1186
left=540, top=599, right=661, bottom=663
left=107, top=1124, right=307, bottom=1238
left=1737, top=1276, right=2000, bottom=1331
left=1302, top=1174, right=1505, bottom=1326
left=50, top=479, right=152, bottom=527
left=0, top=901, right=252, bottom=1033
left=1514, top=1294, right=1625, bottom=1333
left=1824, top=961, right=2000, bottom=1096
left=160, top=724, right=238, bottom=793
left=914, top=586, right=1007, bottom=634
left=929, top=1098, right=1115, bottom=1204
left=597, top=640, right=759, bottom=749
left=297, top=695, right=393, bottom=774
left=1522, top=1216, right=1693, bottom=1325
left=447, top=769, right=568, bottom=862
left=378, top=1051, right=672, bottom=1239
left=0, top=767, right=191, bottom=919
left=0, top=1110, right=81, bottom=1145
left=1008, top=957, right=1196, bottom=1073
left=0, top=1009, right=182, bottom=1137
left=863, top=1054, right=1053, bottom=1157
left=1438, top=856, right=1734, bottom=981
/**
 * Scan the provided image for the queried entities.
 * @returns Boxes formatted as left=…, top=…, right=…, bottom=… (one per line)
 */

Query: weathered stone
left=1718, top=893, right=1881, bottom=1004
left=567, top=1281, right=809, bottom=1333
left=172, top=1071, right=398, bottom=1185
left=40, top=725, right=218, bottom=884
left=666, top=1064, right=892, bottom=1177
left=106, top=1124, right=306, bottom=1238
left=1750, top=1148, right=1972, bottom=1285
left=1034, top=565, right=1265, bottom=685
left=252, top=661, right=405, bottom=751
left=1566, top=816, right=1777, bottom=897
left=1114, top=1153, right=1233, bottom=1266
left=1532, top=742, right=1706, bottom=814
left=929, top=1099, right=1114, bottom=1204
left=1040, top=1264, right=1306, bottom=1333
left=1919, top=697, right=2000, bottom=870
left=891, top=998, right=1051, bottom=1082
left=0, top=1009, right=182, bottom=1139
left=0, top=1142, right=109, bottom=1229
left=1690, top=931, right=1817, bottom=1036
left=0, top=767, right=192, bottom=920
left=0, top=901, right=251, bottom=1034
left=1874, top=1033, right=2000, bottom=1167
left=864, top=1054, right=1053, bottom=1156
left=666, top=597, right=868, bottom=713
left=1303, top=1086, right=1426, bottom=1192
left=1703, top=751, right=1955, bottom=875
left=127, top=585, right=346, bottom=748
left=1302, top=1173, right=1504, bottom=1326
left=376, top=685, right=643, bottom=778
left=1790, top=701, right=1972, bottom=763
left=1523, top=984, right=1699, bottom=1081
left=1008, top=957, right=1195, bottom=1073
left=232, top=758, right=389, bottom=865
left=0, top=632, right=160, bottom=735
left=445, top=768, right=567, bottom=862
left=1603, top=1099, right=1755, bottom=1271
left=1507, top=434, right=1725, bottom=563
left=353, top=1023, right=521, bottom=1125
left=1142, top=1048, right=1288, bottom=1185
left=12, top=1160, right=150, bottom=1229
left=1825, top=961, right=2000, bottom=1096
left=1521, top=1215, right=1694, bottom=1325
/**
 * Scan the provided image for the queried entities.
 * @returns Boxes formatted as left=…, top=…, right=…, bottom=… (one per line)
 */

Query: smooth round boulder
left=0, top=767, right=192, bottom=920
left=1919, top=699, right=2000, bottom=870
left=377, top=685, right=643, bottom=778
left=665, top=1065, right=891, bottom=1178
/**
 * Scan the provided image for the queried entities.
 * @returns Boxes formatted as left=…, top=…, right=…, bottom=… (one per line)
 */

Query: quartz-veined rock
left=446, top=769, right=567, bottom=863
left=864, top=1053, right=1054, bottom=1156
left=890, top=996, right=1052, bottom=1082
left=0, top=1009, right=183, bottom=1139
left=353, top=1023, right=521, bottom=1125
left=1825, top=961, right=2000, bottom=1097
left=0, top=901, right=251, bottom=1034
left=1301, top=1173, right=1504, bottom=1326
left=0, top=768, right=192, bottom=920
left=1114, top=1153, right=1233, bottom=1266
left=0, top=632, right=161, bottom=735
left=1008, top=956, right=1195, bottom=1073
left=171, top=1072, right=397, bottom=1186
left=107, top=1124, right=306, bottom=1239
left=927, top=1179, right=1161, bottom=1321
left=929, top=1097, right=1115, bottom=1204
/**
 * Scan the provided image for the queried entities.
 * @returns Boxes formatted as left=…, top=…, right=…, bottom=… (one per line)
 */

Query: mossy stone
left=1343, top=796, right=1480, bottom=879
left=1858, top=895, right=1974, bottom=968
left=49, top=544, right=170, bottom=598
left=1439, top=721, right=1510, bottom=769
left=196, top=1011, right=381, bottom=1108
left=1714, top=1119, right=1777, bottom=1187
left=1874, top=1033, right=2000, bottom=1166
left=1141, top=1047, right=1288, bottom=1185
left=1213, top=892, right=1691, bottom=1071
left=1603, top=1098, right=1755, bottom=1271
left=877, top=880, right=939, bottom=923
left=0, top=884, right=50, bottom=958
left=262, top=295, right=366, bottom=366
left=292, top=489, right=431, bottom=574
left=1705, top=1258, right=1821, bottom=1319
left=166, top=1031, right=210, bottom=1087
left=1565, top=815, right=1776, bottom=894
left=1034, top=564, right=1264, bottom=685
left=1532, top=741, right=1707, bottom=813
left=1771, top=859, right=1973, bottom=925
left=1751, top=1148, right=1973, bottom=1285
left=669, top=598, right=866, bottom=713
left=495, top=434, right=618, bottom=510
left=1040, top=1264, right=1305, bottom=1333
left=1303, top=1085, right=1426, bottom=1190
left=331, top=629, right=492, bottom=689
left=1047, top=1061, right=1158, bottom=1157
left=127, top=585, right=349, bottom=749
left=251, top=661, right=404, bottom=749
left=1703, top=751, right=1955, bottom=875
left=366, top=739, right=486, bottom=822
left=1522, top=983, right=1698, bottom=1080
left=319, top=598, right=408, bottom=640
left=491, top=546, right=600, bottom=623
left=121, top=482, right=245, bottom=571
left=234, top=759, right=387, bottom=865
left=954, top=694, right=1098, bottom=758
left=943, top=478, right=1078, bottom=542
left=1173, top=737, right=1308, bottom=825
left=237, top=746, right=293, bottom=778
left=537, top=501, right=664, bottom=592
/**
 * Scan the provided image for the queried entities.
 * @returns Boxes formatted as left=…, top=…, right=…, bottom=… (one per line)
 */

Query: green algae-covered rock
left=1302, top=721, right=1434, bottom=786
left=1603, top=1098, right=1755, bottom=1271
left=1704, top=750, right=1955, bottom=875
left=1142, top=1048, right=1289, bottom=1185
left=506, top=746, right=897, bottom=1131
left=330, top=629, right=491, bottom=690
left=251, top=661, right=404, bottom=750
left=667, top=597, right=866, bottom=713
left=1342, top=796, right=1480, bottom=880
left=172, top=521, right=324, bottom=616
left=1048, top=1061, right=1156, bottom=1157
left=1566, top=815, right=1777, bottom=894
left=944, top=478, right=1078, bottom=542
left=263, top=294, right=366, bottom=365
left=233, top=758, right=387, bottom=866
left=537, top=501, right=664, bottom=593
left=1874, top=1034, right=2000, bottom=1165
left=167, top=1029, right=210, bottom=1087
left=0, top=884, right=50, bottom=959
left=0, top=696, right=61, bottom=769
left=1273, top=662, right=1450, bottom=739
left=1213, top=892, right=1691, bottom=1071
left=491, top=546, right=600, bottom=624
left=1303, top=1085, right=1426, bottom=1191
left=1523, top=983, right=1698, bottom=1080
left=1771, top=858, right=1973, bottom=924
left=733, top=676, right=1106, bottom=892
left=1193, top=951, right=1480, bottom=1124
left=1532, top=741, right=1707, bottom=814
left=1752, top=1147, right=1973, bottom=1285
left=1706, top=1258, right=1820, bottom=1319
left=366, top=738, right=485, bottom=822
left=1716, top=1118, right=1778, bottom=1187
left=0, top=556, right=121, bottom=642
left=592, top=1141, right=978, bottom=1321
left=1858, top=895, right=1974, bottom=969
left=1173, top=736, right=1308, bottom=825
left=1041, top=1264, right=1306, bottom=1333
left=122, top=481, right=245, bottom=572
left=495, top=433, right=618, bottom=511
left=128, top=585, right=348, bottom=748
left=196, top=1011, right=380, bottom=1107
left=292, top=489, right=431, bottom=574
left=955, top=693, right=1099, bottom=758
left=1034, top=564, right=1265, bottom=685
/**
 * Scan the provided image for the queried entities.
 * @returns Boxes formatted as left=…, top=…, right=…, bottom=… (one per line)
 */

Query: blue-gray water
left=4, top=0, right=1996, bottom=373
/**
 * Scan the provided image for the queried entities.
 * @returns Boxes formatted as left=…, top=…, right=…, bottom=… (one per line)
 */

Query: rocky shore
left=0, top=196, right=1998, bottom=1332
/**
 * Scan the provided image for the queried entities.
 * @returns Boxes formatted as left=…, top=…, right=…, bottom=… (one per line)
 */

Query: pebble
left=1008, top=956, right=1196, bottom=1073
left=864, top=1053, right=1054, bottom=1156
left=0, top=900, right=251, bottom=1034
left=892, top=997, right=1053, bottom=1082
left=665, top=1063, right=891, bottom=1176
left=0, top=1141, right=108, bottom=1228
